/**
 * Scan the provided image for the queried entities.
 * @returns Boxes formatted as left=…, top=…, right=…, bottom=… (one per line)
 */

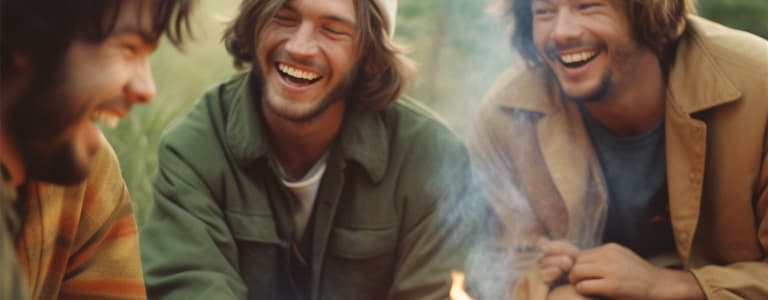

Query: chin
left=561, top=77, right=612, bottom=103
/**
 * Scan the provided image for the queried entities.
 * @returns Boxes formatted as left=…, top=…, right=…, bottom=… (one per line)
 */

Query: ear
left=12, top=50, right=31, bottom=72
left=361, top=53, right=380, bottom=78
left=1, top=50, right=34, bottom=109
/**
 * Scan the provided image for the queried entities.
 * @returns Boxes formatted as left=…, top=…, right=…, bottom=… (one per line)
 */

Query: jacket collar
left=493, top=66, right=560, bottom=115
left=225, top=71, right=389, bottom=182
left=666, top=15, right=742, bottom=114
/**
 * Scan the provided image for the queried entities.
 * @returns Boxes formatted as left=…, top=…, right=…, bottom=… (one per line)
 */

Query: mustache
left=544, top=40, right=605, bottom=61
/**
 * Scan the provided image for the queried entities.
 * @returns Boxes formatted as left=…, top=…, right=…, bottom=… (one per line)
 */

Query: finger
left=538, top=254, right=574, bottom=272
left=574, top=278, right=616, bottom=298
left=538, top=266, right=563, bottom=284
left=568, top=259, right=603, bottom=284
left=577, top=243, right=626, bottom=264
left=537, top=238, right=580, bottom=257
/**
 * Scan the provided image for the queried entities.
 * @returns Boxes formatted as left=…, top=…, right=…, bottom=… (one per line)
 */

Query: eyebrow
left=282, top=3, right=357, bottom=29
left=112, top=23, right=159, bottom=46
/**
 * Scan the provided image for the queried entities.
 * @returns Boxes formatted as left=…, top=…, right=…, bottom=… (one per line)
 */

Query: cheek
left=328, top=44, right=358, bottom=73
left=531, top=26, right=550, bottom=53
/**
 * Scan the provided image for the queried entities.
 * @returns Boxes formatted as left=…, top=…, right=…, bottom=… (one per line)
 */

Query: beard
left=543, top=38, right=642, bottom=105
left=262, top=79, right=351, bottom=123
left=560, top=71, right=612, bottom=104
left=5, top=65, right=92, bottom=185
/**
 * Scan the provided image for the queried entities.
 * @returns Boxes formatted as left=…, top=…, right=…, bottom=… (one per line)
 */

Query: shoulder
left=476, top=66, right=553, bottom=121
left=157, top=73, right=249, bottom=165
left=685, top=16, right=768, bottom=78
left=471, top=66, right=551, bottom=143
left=161, top=72, right=248, bottom=143
left=382, top=97, right=470, bottom=187
left=385, top=97, right=464, bottom=152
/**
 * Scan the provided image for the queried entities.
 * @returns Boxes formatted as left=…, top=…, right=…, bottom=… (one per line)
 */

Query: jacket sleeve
left=59, top=140, right=146, bottom=300
left=386, top=124, right=488, bottom=300
left=466, top=105, right=551, bottom=300
left=689, top=142, right=768, bottom=299
left=140, top=139, right=246, bottom=299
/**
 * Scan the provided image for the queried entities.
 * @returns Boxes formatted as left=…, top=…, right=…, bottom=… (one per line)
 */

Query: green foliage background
left=100, top=0, right=768, bottom=226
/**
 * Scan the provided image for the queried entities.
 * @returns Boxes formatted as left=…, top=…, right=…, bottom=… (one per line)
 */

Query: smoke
left=396, top=1, right=600, bottom=299
left=397, top=0, right=520, bottom=136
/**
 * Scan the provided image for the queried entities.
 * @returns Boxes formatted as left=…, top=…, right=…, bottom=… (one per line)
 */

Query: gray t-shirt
left=580, top=106, right=676, bottom=258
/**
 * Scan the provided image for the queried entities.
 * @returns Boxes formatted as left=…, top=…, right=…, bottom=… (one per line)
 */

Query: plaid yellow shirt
left=15, top=137, right=146, bottom=299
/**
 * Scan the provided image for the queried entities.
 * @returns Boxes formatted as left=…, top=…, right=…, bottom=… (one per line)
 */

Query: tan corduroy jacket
left=469, top=16, right=768, bottom=299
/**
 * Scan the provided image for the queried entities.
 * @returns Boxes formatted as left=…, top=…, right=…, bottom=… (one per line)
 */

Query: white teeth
left=560, top=51, right=596, bottom=64
left=93, top=111, right=120, bottom=128
left=278, top=63, right=320, bottom=81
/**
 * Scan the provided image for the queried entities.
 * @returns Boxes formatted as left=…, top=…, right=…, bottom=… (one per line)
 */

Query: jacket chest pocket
left=226, top=211, right=286, bottom=299
left=321, top=225, right=398, bottom=299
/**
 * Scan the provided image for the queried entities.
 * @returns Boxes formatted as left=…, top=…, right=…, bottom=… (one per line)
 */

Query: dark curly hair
left=1, top=0, right=194, bottom=80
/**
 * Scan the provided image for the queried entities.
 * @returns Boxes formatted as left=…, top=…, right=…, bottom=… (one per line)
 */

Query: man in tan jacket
left=469, top=0, right=768, bottom=299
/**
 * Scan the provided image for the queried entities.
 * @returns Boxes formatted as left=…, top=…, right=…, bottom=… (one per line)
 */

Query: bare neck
left=583, top=51, right=666, bottom=136
left=263, top=101, right=345, bottom=179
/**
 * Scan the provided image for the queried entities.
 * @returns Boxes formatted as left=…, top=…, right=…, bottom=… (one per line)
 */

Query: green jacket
left=141, top=72, right=475, bottom=300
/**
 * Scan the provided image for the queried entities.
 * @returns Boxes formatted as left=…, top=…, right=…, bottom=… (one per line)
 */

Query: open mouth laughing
left=91, top=110, right=122, bottom=128
left=558, top=50, right=599, bottom=68
left=276, top=63, right=322, bottom=85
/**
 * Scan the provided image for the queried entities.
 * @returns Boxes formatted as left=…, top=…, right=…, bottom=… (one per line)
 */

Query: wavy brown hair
left=499, top=0, right=697, bottom=66
left=223, top=0, right=413, bottom=111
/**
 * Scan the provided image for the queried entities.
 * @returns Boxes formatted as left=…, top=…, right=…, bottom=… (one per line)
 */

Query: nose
left=551, top=9, right=583, bottom=45
left=284, top=23, right=318, bottom=60
left=126, top=59, right=156, bottom=104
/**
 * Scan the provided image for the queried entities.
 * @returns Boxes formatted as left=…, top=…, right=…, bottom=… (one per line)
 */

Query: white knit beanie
left=372, top=0, right=397, bottom=35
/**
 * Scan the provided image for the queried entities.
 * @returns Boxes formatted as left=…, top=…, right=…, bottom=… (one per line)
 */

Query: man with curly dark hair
left=1, top=0, right=193, bottom=299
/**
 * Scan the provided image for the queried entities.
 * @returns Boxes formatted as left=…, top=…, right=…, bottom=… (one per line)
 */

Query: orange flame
left=450, top=270, right=476, bottom=300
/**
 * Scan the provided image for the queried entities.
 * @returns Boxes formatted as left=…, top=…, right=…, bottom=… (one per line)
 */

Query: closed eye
left=274, top=14, right=297, bottom=24
left=323, top=26, right=351, bottom=37
left=578, top=2, right=603, bottom=10
left=533, top=8, right=555, bottom=16
left=122, top=43, right=138, bottom=56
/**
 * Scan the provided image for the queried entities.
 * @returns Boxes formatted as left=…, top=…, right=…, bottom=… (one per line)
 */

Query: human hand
left=537, top=238, right=580, bottom=285
left=567, top=243, right=703, bottom=300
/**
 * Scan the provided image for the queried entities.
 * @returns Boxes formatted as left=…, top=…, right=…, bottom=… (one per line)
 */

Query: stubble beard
left=559, top=41, right=646, bottom=105
left=560, top=71, right=613, bottom=104
left=258, top=61, right=357, bottom=124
